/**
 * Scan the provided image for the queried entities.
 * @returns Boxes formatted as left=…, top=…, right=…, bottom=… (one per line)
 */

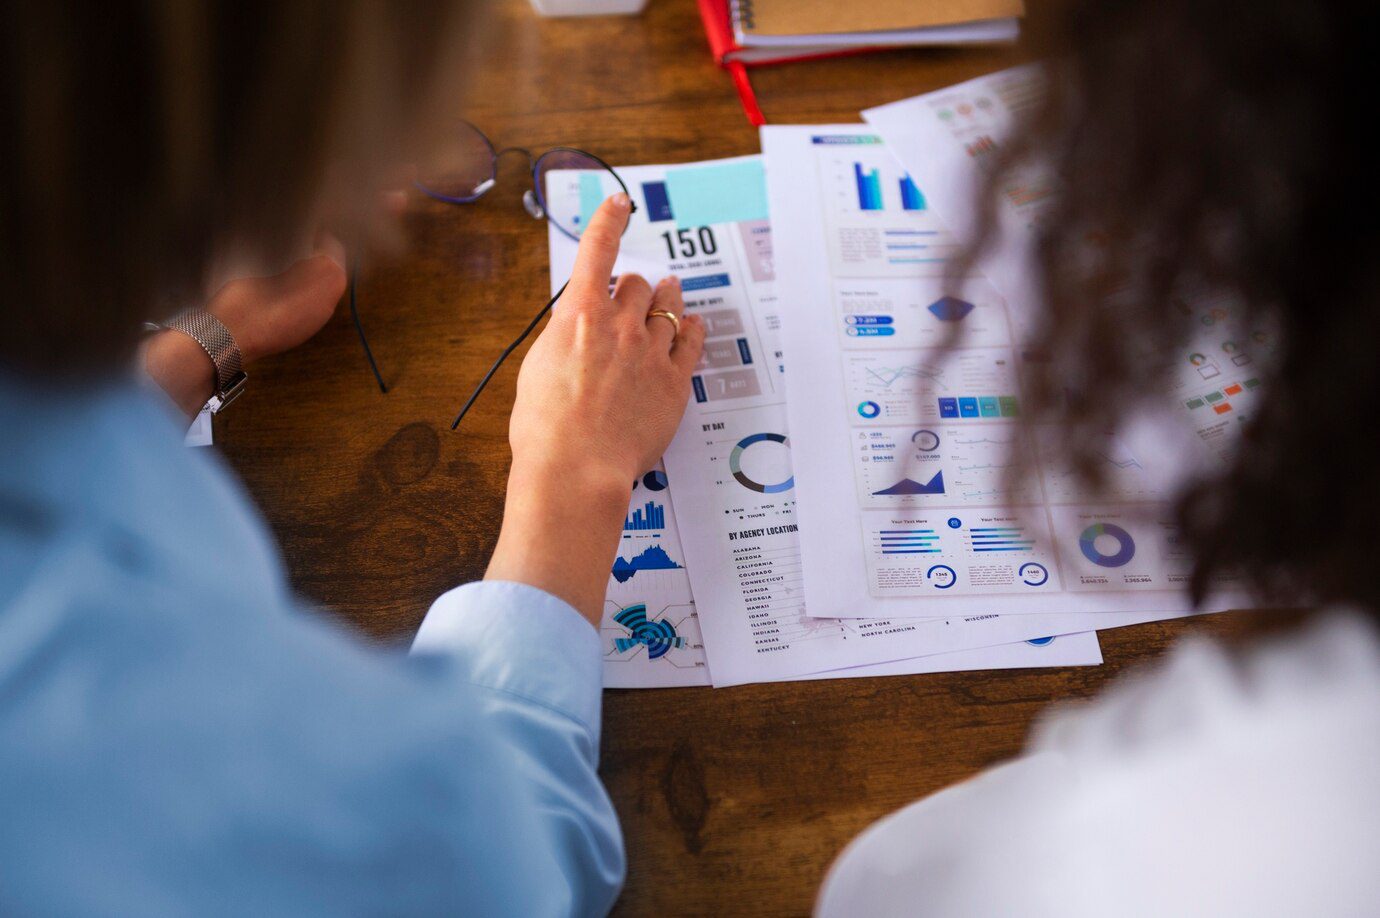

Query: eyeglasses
left=347, top=122, right=636, bottom=418
left=416, top=121, right=634, bottom=242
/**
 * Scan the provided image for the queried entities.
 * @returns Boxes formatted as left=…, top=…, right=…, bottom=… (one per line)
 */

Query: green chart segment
left=1079, top=522, right=1136, bottom=567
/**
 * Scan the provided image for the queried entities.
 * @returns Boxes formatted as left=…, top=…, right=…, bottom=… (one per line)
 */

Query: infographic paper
left=763, top=125, right=1242, bottom=618
left=545, top=155, right=1123, bottom=684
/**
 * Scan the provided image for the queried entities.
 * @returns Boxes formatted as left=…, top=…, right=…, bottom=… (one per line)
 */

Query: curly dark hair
left=979, top=0, right=1379, bottom=611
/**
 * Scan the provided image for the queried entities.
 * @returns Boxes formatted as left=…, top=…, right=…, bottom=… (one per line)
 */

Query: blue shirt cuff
left=410, top=581, right=603, bottom=736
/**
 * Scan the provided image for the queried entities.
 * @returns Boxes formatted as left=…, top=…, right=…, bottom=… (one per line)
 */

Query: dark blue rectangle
left=736, top=338, right=753, bottom=365
left=641, top=181, right=673, bottom=222
left=683, top=273, right=731, bottom=291
left=692, top=375, right=707, bottom=403
left=938, top=397, right=959, bottom=418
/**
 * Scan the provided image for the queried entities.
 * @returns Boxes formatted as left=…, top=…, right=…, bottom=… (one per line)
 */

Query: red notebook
left=696, top=0, right=877, bottom=126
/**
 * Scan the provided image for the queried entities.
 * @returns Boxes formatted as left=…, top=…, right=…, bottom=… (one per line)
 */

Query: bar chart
left=851, top=163, right=927, bottom=212
left=853, top=162, right=883, bottom=211
left=624, top=500, right=667, bottom=531
left=899, top=175, right=926, bottom=211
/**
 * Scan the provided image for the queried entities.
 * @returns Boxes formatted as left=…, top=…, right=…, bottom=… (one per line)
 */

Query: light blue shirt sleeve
left=412, top=581, right=605, bottom=737
left=0, top=378, right=624, bottom=917
left=411, top=581, right=624, bottom=911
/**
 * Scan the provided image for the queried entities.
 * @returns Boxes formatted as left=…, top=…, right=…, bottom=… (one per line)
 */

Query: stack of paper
left=543, top=66, right=1245, bottom=689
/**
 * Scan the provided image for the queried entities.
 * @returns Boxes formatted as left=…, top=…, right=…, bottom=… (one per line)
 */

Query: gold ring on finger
left=646, top=309, right=681, bottom=335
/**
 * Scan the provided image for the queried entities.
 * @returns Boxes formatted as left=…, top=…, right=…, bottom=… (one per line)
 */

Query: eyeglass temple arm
left=450, top=279, right=570, bottom=430
left=349, top=264, right=388, bottom=394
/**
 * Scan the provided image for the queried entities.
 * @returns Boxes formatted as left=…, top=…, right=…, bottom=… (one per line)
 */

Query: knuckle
left=616, top=273, right=653, bottom=300
left=658, top=282, right=685, bottom=309
left=570, top=302, right=607, bottom=328
left=566, top=289, right=610, bottom=315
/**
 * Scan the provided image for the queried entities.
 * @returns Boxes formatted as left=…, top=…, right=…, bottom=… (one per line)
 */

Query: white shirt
left=817, top=614, right=1380, bottom=918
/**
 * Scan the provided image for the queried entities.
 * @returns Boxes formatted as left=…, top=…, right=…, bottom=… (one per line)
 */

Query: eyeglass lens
left=414, top=121, right=498, bottom=204
left=532, top=148, right=631, bottom=242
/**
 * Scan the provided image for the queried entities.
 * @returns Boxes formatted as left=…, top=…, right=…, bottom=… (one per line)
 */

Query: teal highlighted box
left=664, top=160, right=768, bottom=229
left=578, top=172, right=609, bottom=235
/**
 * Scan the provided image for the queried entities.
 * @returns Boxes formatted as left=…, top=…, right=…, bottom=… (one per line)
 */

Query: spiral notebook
left=698, top=0, right=1020, bottom=126
left=732, top=0, right=1022, bottom=47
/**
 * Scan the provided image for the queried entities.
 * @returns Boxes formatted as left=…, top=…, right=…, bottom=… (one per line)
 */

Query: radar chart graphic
left=612, top=603, right=686, bottom=660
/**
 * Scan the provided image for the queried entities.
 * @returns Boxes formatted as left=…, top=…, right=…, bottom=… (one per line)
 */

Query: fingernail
left=668, top=275, right=681, bottom=288
left=610, top=192, right=630, bottom=210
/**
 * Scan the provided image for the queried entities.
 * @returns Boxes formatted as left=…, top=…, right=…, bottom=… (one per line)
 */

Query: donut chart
left=926, top=564, right=957, bottom=589
left=911, top=429, right=940, bottom=452
left=729, top=433, right=795, bottom=494
left=1079, top=522, right=1136, bottom=567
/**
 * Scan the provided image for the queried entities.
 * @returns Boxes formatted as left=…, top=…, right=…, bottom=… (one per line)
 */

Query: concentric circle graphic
left=729, top=433, right=794, bottom=494
left=857, top=401, right=881, bottom=419
left=911, top=429, right=940, bottom=452
left=926, top=564, right=957, bottom=589
left=1018, top=562, right=1049, bottom=586
left=1078, top=522, right=1136, bottom=567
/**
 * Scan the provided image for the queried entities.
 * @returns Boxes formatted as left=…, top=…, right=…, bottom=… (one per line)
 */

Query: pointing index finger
left=568, top=193, right=632, bottom=297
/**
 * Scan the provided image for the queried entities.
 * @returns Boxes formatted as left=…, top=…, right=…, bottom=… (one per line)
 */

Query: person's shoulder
left=1018, top=612, right=1380, bottom=916
left=818, top=614, right=1380, bottom=918
left=1033, top=611, right=1380, bottom=761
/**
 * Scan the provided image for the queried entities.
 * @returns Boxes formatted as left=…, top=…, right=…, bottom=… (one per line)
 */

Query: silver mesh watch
left=163, top=312, right=247, bottom=413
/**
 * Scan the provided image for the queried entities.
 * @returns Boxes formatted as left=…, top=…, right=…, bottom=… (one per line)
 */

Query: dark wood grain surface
left=217, top=3, right=1283, bottom=914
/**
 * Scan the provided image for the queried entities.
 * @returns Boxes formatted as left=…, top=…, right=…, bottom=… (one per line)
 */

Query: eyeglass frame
left=412, top=120, right=637, bottom=242
left=348, top=122, right=637, bottom=415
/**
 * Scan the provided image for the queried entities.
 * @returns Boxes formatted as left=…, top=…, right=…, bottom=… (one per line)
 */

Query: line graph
left=863, top=363, right=946, bottom=390
left=1095, top=449, right=1144, bottom=471
left=950, top=434, right=1018, bottom=447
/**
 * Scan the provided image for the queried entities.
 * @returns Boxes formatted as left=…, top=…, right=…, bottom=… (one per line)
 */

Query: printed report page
left=762, top=124, right=1243, bottom=619
left=545, top=155, right=1157, bottom=683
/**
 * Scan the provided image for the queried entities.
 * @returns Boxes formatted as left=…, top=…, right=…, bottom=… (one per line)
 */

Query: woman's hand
left=509, top=193, right=705, bottom=489
left=486, top=193, right=706, bottom=625
left=143, top=236, right=347, bottom=418
left=206, top=233, right=348, bottom=366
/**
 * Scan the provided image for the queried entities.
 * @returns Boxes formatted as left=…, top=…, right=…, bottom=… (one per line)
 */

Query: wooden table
left=218, top=3, right=1281, bottom=914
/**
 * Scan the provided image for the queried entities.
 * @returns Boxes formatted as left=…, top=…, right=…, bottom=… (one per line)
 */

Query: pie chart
left=911, top=429, right=941, bottom=452
left=729, top=433, right=794, bottom=494
left=1078, top=522, right=1136, bottom=567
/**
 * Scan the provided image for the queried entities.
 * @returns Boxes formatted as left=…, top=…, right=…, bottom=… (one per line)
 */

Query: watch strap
left=164, top=312, right=247, bottom=412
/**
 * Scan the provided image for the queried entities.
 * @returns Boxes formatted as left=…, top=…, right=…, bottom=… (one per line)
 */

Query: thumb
left=313, top=230, right=347, bottom=273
